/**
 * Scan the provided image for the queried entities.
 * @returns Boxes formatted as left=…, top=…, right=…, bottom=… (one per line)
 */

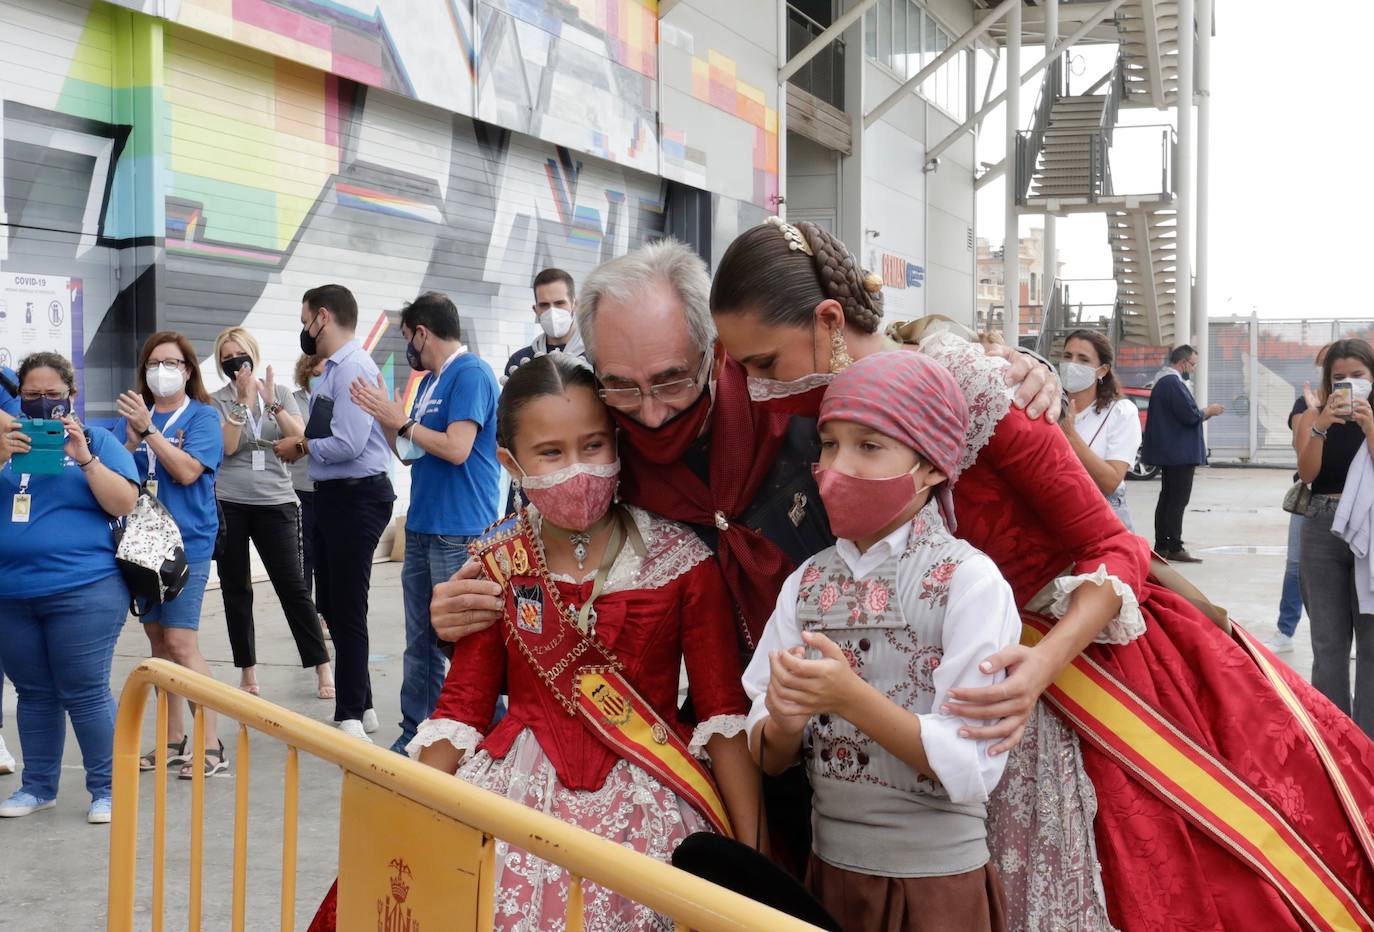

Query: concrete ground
left=0, top=467, right=1323, bottom=928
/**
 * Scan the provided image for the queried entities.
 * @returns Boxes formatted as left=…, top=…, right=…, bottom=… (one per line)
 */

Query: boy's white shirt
left=742, top=518, right=1022, bottom=805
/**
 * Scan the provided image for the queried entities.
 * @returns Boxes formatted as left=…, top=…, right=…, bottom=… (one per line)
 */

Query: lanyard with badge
left=144, top=396, right=191, bottom=497
left=398, top=348, right=465, bottom=460
left=11, top=473, right=32, bottom=523
left=244, top=400, right=268, bottom=472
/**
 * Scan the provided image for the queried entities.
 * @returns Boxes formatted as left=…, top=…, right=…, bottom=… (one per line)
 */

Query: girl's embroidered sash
left=470, top=514, right=733, bottom=837
left=1022, top=615, right=1372, bottom=931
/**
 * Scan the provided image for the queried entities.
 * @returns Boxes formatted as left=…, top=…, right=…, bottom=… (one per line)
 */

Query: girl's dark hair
left=1321, top=338, right=1374, bottom=401
left=18, top=351, right=77, bottom=395
left=1064, top=329, right=1121, bottom=413
left=710, top=220, right=885, bottom=334
left=497, top=353, right=599, bottom=449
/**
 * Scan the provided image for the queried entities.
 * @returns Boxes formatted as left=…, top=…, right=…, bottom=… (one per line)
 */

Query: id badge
left=11, top=494, right=31, bottom=523
left=146, top=479, right=159, bottom=497
left=251, top=449, right=267, bottom=471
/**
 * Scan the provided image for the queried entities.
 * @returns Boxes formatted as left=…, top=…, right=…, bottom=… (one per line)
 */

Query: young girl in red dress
left=310, top=352, right=758, bottom=931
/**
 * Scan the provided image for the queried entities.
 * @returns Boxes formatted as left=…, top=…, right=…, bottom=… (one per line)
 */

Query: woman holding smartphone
left=1297, top=338, right=1374, bottom=736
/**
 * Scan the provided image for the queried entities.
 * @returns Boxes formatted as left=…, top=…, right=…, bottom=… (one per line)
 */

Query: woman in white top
left=1058, top=329, right=1142, bottom=530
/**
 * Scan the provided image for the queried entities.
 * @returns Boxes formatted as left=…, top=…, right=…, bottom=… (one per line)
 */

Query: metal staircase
left=1117, top=0, right=1181, bottom=109
left=1109, top=207, right=1177, bottom=346
left=1031, top=95, right=1108, bottom=199
left=1017, top=50, right=1179, bottom=348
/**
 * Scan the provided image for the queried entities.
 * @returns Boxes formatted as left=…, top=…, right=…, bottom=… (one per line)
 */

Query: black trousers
left=1154, top=464, right=1196, bottom=553
left=296, top=489, right=319, bottom=607
left=216, top=500, right=330, bottom=670
left=312, top=475, right=395, bottom=722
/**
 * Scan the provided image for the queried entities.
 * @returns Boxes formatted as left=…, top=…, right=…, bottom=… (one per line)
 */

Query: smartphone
left=1333, top=381, right=1355, bottom=420
left=10, top=418, right=68, bottom=474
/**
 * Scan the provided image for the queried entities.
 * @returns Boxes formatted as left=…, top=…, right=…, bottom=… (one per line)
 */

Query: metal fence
left=1114, top=317, right=1374, bottom=467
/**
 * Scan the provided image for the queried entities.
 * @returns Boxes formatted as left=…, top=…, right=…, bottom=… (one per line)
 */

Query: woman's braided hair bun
left=796, top=221, right=885, bottom=334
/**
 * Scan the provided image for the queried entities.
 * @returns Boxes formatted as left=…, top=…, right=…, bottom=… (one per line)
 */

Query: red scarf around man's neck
left=617, top=357, right=798, bottom=647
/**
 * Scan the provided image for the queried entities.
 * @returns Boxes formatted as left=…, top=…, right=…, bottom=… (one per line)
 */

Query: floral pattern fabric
left=459, top=729, right=708, bottom=932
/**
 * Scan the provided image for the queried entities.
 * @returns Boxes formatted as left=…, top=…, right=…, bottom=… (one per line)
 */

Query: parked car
left=1122, top=386, right=1160, bottom=480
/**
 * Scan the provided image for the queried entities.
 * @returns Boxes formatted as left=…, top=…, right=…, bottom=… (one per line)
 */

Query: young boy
left=743, top=350, right=1021, bottom=931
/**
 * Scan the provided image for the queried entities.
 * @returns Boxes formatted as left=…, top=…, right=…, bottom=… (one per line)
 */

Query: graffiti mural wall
left=1, top=0, right=709, bottom=426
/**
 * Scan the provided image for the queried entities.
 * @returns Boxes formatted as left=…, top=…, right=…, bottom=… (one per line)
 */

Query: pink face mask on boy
left=813, top=463, right=924, bottom=542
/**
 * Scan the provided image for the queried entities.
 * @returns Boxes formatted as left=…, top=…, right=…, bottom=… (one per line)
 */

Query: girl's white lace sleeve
left=688, top=714, right=750, bottom=760
left=1048, top=563, right=1146, bottom=645
left=404, top=718, right=484, bottom=762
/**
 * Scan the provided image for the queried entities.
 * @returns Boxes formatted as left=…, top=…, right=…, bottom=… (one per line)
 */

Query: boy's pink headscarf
left=818, top=350, right=970, bottom=528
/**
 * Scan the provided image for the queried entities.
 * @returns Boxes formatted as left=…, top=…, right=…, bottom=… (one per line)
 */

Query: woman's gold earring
left=829, top=328, right=854, bottom=373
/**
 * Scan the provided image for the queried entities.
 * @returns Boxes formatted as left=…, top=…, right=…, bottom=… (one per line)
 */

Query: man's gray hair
left=576, top=238, right=717, bottom=364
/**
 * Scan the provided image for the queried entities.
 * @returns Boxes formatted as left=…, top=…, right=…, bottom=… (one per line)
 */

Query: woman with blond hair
left=209, top=327, right=332, bottom=700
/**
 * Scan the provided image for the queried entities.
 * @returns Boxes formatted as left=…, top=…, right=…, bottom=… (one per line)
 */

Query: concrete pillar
left=1002, top=2, right=1021, bottom=346
left=1174, top=0, right=1194, bottom=349
left=1194, top=0, right=1212, bottom=404
left=1041, top=0, right=1058, bottom=327
left=839, top=0, right=866, bottom=255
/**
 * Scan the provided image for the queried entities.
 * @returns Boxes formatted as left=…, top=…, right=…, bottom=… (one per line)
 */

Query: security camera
left=865, top=229, right=880, bottom=239
left=923, top=157, right=941, bottom=173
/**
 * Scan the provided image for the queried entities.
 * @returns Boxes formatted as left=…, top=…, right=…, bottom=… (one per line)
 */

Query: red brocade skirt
left=1076, top=580, right=1374, bottom=931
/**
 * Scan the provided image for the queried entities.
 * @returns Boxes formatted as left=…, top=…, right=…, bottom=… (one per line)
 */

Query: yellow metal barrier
left=109, top=659, right=822, bottom=931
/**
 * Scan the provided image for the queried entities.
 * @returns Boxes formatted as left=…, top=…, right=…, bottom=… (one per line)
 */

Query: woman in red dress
left=707, top=218, right=1374, bottom=931
left=310, top=354, right=757, bottom=931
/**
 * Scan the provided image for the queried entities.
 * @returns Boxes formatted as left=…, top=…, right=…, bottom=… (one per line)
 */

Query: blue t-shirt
left=405, top=352, right=500, bottom=536
left=0, top=426, right=139, bottom=598
left=115, top=399, right=224, bottom=561
left=0, top=367, right=20, bottom=417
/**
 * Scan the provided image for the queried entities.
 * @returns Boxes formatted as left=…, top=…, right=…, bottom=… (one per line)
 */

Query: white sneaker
left=1263, top=634, right=1296, bottom=654
left=0, top=790, right=56, bottom=817
left=0, top=736, right=15, bottom=775
left=338, top=719, right=372, bottom=742
left=362, top=709, right=380, bottom=734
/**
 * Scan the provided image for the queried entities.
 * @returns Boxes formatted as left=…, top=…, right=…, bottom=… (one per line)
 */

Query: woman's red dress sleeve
left=973, top=407, right=1151, bottom=599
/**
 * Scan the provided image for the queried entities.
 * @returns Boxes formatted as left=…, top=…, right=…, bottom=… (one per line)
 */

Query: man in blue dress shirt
left=276, top=284, right=395, bottom=740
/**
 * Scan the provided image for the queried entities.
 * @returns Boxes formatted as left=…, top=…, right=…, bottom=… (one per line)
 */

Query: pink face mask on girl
left=518, top=460, right=621, bottom=531
left=812, top=463, right=923, bottom=542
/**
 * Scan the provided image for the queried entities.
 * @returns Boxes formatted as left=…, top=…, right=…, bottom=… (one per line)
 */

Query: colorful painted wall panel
left=475, top=0, right=659, bottom=174
left=658, top=2, right=780, bottom=209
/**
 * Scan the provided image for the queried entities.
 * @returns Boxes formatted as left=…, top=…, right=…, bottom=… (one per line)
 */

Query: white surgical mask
left=538, top=308, right=573, bottom=340
left=1350, top=378, right=1373, bottom=402
left=146, top=366, right=186, bottom=399
left=396, top=434, right=426, bottom=462
left=1059, top=361, right=1100, bottom=394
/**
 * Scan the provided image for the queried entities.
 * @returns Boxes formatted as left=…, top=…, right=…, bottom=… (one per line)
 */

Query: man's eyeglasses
left=146, top=360, right=187, bottom=372
left=598, top=351, right=712, bottom=410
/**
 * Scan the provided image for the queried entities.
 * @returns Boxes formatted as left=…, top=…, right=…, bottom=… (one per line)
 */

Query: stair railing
left=1015, top=54, right=1063, bottom=205
left=1034, top=279, right=1065, bottom=359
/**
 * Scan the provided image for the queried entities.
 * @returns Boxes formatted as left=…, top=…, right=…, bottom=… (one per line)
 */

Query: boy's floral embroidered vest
left=797, top=499, right=991, bottom=877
